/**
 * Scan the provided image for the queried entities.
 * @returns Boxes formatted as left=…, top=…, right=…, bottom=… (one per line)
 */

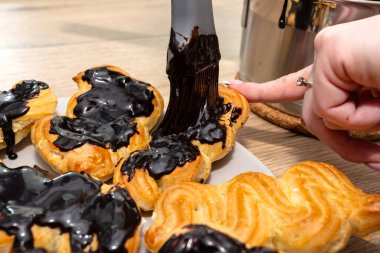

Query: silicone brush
left=157, top=0, right=221, bottom=136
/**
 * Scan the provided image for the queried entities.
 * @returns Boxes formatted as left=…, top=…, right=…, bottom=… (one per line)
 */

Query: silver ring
left=296, top=77, right=313, bottom=88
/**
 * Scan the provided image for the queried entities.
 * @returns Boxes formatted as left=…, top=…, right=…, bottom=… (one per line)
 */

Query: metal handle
left=241, top=0, right=250, bottom=28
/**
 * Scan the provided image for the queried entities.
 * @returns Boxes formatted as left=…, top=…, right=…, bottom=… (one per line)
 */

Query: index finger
left=227, top=65, right=312, bottom=103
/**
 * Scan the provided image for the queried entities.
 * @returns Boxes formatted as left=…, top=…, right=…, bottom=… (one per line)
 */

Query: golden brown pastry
left=113, top=84, right=250, bottom=211
left=31, top=65, right=164, bottom=181
left=0, top=162, right=141, bottom=253
left=146, top=161, right=380, bottom=253
left=0, top=80, right=57, bottom=160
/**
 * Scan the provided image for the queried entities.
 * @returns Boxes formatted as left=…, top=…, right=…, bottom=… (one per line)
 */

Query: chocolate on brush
left=120, top=0, right=242, bottom=180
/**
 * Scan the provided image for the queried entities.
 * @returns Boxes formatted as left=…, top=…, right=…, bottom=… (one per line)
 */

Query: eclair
left=0, top=80, right=57, bottom=160
left=31, top=66, right=164, bottom=181
left=0, top=162, right=142, bottom=253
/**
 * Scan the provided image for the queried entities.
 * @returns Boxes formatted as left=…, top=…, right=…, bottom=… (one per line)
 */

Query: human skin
left=227, top=15, right=380, bottom=171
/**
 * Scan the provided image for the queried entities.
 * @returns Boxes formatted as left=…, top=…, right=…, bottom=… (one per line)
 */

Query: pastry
left=0, top=80, right=57, bottom=159
left=113, top=23, right=249, bottom=211
left=113, top=84, right=250, bottom=211
left=31, top=65, right=164, bottom=181
left=145, top=161, right=380, bottom=253
left=0, top=162, right=141, bottom=253
left=158, top=224, right=278, bottom=253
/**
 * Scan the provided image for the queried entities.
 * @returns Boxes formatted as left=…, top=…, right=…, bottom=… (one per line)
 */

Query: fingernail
left=222, top=80, right=243, bottom=85
left=365, top=163, right=380, bottom=172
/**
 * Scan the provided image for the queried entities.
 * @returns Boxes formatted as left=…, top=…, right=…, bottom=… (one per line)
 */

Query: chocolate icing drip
left=121, top=135, right=200, bottom=180
left=0, top=80, right=48, bottom=160
left=121, top=97, right=234, bottom=181
left=159, top=26, right=221, bottom=136
left=159, top=224, right=278, bottom=253
left=229, top=107, right=242, bottom=126
left=51, top=66, right=155, bottom=152
left=0, top=163, right=141, bottom=253
left=50, top=116, right=138, bottom=151
left=279, top=0, right=288, bottom=29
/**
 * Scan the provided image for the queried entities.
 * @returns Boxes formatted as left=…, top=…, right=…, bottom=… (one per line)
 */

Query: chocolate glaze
left=230, top=107, right=242, bottom=127
left=77, top=67, right=154, bottom=122
left=159, top=225, right=278, bottom=253
left=0, top=163, right=141, bottom=253
left=278, top=0, right=288, bottom=29
left=51, top=66, right=154, bottom=152
left=121, top=135, right=200, bottom=180
left=0, top=80, right=48, bottom=160
left=121, top=97, right=232, bottom=181
left=50, top=116, right=138, bottom=151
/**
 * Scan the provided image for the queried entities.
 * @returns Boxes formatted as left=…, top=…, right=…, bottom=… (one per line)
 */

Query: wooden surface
left=0, top=0, right=378, bottom=252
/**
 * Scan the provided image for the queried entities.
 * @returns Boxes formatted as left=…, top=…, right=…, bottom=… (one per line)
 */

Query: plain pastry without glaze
left=146, top=161, right=380, bottom=253
left=0, top=80, right=57, bottom=159
left=0, top=162, right=141, bottom=253
left=31, top=65, right=164, bottom=181
left=113, top=84, right=250, bottom=211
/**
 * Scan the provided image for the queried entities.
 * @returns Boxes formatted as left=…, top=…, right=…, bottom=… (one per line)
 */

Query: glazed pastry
left=158, top=224, right=278, bottom=253
left=113, top=84, right=249, bottom=211
left=0, top=80, right=57, bottom=159
left=146, top=161, right=380, bottom=253
left=0, top=162, right=141, bottom=253
left=113, top=20, right=249, bottom=211
left=31, top=66, right=164, bottom=181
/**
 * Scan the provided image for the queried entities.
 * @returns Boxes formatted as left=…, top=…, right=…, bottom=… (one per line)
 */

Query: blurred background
left=0, top=0, right=244, bottom=103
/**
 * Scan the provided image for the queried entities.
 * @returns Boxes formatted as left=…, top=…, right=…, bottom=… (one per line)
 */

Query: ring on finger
left=296, top=77, right=313, bottom=88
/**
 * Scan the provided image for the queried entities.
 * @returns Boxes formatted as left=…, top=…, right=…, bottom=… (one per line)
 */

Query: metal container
left=240, top=0, right=380, bottom=117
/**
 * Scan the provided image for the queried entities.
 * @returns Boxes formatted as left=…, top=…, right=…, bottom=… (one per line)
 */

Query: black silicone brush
left=157, top=0, right=221, bottom=136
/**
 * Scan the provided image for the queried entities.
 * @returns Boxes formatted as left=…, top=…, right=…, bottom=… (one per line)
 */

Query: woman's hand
left=227, top=15, right=380, bottom=171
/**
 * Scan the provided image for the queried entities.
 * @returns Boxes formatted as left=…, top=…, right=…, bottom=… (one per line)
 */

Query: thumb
left=226, top=65, right=313, bottom=103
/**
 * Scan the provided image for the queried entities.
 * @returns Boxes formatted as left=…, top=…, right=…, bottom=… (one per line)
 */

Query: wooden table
left=0, top=0, right=378, bottom=252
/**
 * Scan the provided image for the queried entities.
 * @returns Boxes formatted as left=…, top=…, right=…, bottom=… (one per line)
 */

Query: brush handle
left=171, top=0, right=216, bottom=36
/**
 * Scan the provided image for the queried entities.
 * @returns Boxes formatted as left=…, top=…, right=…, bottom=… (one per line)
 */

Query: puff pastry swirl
left=146, top=161, right=380, bottom=253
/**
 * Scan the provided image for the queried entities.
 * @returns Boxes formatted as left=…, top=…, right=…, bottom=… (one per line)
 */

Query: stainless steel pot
left=240, top=0, right=380, bottom=117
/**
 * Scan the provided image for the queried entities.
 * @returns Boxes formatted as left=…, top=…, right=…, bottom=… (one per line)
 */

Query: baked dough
left=146, top=161, right=380, bottom=253
left=0, top=80, right=57, bottom=157
left=0, top=163, right=141, bottom=253
left=0, top=214, right=141, bottom=253
left=31, top=66, right=164, bottom=181
left=114, top=84, right=250, bottom=211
